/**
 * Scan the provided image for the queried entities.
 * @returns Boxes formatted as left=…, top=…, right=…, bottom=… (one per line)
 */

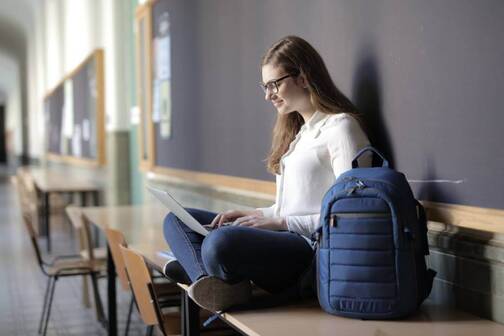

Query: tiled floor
left=0, top=167, right=146, bottom=335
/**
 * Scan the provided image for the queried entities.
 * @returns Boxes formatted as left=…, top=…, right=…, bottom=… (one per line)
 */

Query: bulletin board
left=44, top=49, right=106, bottom=166
left=136, top=0, right=203, bottom=178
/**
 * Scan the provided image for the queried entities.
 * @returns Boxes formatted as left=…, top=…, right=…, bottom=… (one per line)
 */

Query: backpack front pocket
left=328, top=211, right=397, bottom=312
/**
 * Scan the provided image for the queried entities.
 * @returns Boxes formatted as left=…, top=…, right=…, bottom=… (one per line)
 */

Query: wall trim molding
left=424, top=201, right=504, bottom=247
left=149, top=167, right=276, bottom=199
left=147, top=167, right=504, bottom=240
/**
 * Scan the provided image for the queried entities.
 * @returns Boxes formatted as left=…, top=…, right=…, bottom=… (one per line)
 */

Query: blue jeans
left=163, top=208, right=314, bottom=293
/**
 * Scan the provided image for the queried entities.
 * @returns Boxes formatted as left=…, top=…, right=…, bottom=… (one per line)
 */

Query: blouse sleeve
left=327, top=115, right=371, bottom=179
left=255, top=174, right=280, bottom=217
left=255, top=203, right=277, bottom=217
left=286, top=214, right=320, bottom=238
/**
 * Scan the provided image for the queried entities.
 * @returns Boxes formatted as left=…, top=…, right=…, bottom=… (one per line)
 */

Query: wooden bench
left=81, top=204, right=504, bottom=336
left=136, top=246, right=504, bottom=336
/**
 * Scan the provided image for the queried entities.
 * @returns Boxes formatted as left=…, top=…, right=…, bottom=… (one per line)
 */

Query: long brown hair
left=262, top=36, right=358, bottom=175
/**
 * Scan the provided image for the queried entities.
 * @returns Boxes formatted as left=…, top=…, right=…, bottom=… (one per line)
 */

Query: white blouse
left=257, top=111, right=371, bottom=239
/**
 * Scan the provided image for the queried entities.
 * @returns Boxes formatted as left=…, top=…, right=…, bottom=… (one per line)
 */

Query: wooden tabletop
left=82, top=204, right=169, bottom=246
left=30, top=168, right=102, bottom=193
left=81, top=204, right=504, bottom=336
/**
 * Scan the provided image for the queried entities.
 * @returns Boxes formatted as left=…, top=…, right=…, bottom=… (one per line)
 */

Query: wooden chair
left=65, top=206, right=107, bottom=323
left=65, top=206, right=107, bottom=264
left=106, top=228, right=180, bottom=335
left=16, top=168, right=68, bottom=229
left=14, top=171, right=41, bottom=235
left=121, top=246, right=181, bottom=336
left=21, top=209, right=106, bottom=336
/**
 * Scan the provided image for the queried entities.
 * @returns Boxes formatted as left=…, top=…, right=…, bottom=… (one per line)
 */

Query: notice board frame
left=43, top=49, right=106, bottom=167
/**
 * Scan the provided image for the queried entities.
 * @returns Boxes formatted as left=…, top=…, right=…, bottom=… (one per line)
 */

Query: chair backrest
left=21, top=211, right=46, bottom=274
left=15, top=172, right=41, bottom=235
left=66, top=206, right=96, bottom=261
left=16, top=168, right=38, bottom=207
left=120, top=246, right=162, bottom=327
left=105, top=228, right=130, bottom=291
left=65, top=205, right=85, bottom=229
left=13, top=175, right=26, bottom=209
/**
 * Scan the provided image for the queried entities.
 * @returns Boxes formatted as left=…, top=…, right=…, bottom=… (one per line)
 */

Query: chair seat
left=46, top=257, right=106, bottom=277
left=80, top=247, right=107, bottom=260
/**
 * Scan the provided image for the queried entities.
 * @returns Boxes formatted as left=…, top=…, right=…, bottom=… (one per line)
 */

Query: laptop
left=147, top=184, right=211, bottom=236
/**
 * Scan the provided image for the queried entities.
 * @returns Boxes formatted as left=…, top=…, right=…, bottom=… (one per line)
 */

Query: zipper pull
left=346, top=180, right=366, bottom=195
left=330, top=215, right=336, bottom=227
left=347, top=187, right=357, bottom=195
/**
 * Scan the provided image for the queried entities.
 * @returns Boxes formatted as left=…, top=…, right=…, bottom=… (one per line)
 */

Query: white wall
left=0, top=0, right=132, bottom=160
left=101, top=0, right=131, bottom=131
left=43, top=0, right=131, bottom=133
left=44, top=0, right=64, bottom=89
left=28, top=1, right=46, bottom=159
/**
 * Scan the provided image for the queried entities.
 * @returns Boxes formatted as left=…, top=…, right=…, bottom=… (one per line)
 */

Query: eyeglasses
left=259, top=74, right=292, bottom=94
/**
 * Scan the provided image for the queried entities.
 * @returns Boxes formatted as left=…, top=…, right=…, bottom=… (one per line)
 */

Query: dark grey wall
left=153, top=0, right=200, bottom=169
left=46, top=86, right=64, bottom=154
left=72, top=58, right=95, bottom=159
left=154, top=0, right=504, bottom=209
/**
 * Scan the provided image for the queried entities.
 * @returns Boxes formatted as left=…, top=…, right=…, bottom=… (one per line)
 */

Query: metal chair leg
left=89, top=273, right=107, bottom=327
left=82, top=274, right=91, bottom=308
left=125, top=294, right=135, bottom=336
left=145, top=325, right=154, bottom=336
left=38, top=277, right=53, bottom=334
left=42, top=277, right=57, bottom=336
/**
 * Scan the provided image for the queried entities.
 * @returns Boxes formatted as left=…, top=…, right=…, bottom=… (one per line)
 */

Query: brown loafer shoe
left=188, top=276, right=252, bottom=312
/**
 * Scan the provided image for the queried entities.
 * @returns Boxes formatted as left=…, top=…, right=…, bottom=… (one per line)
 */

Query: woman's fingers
left=235, top=216, right=259, bottom=227
left=209, top=210, right=261, bottom=229
left=209, top=213, right=222, bottom=228
left=210, top=211, right=237, bottom=228
left=234, top=215, right=255, bottom=224
left=218, top=212, right=233, bottom=227
left=234, top=216, right=246, bottom=224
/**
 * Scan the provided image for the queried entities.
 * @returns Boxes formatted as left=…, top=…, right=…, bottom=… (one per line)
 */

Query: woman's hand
left=234, top=215, right=287, bottom=231
left=208, top=209, right=263, bottom=229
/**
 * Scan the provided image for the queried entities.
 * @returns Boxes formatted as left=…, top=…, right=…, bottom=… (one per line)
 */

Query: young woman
left=163, top=35, right=370, bottom=312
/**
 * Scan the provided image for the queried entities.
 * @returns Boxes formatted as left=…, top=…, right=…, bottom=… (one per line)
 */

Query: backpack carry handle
left=352, top=146, right=390, bottom=168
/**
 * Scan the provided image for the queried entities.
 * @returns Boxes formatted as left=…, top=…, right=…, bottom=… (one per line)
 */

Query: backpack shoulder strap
left=416, top=200, right=430, bottom=256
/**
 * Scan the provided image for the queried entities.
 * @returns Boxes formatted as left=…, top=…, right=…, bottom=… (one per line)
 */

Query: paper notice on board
left=156, top=36, right=171, bottom=80
left=72, top=125, right=82, bottom=157
left=82, top=119, right=90, bottom=141
left=62, top=79, right=74, bottom=138
left=159, top=80, right=171, bottom=139
left=88, top=61, right=98, bottom=99
left=152, top=80, right=160, bottom=123
left=156, top=11, right=171, bottom=80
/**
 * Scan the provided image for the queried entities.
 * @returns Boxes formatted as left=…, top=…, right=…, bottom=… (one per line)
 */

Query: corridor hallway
left=0, top=166, right=143, bottom=335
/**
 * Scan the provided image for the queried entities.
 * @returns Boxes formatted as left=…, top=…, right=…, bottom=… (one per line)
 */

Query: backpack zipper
left=330, top=212, right=391, bottom=227
left=346, top=179, right=366, bottom=195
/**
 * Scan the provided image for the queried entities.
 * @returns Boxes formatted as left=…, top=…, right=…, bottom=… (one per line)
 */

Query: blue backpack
left=316, top=146, right=436, bottom=319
